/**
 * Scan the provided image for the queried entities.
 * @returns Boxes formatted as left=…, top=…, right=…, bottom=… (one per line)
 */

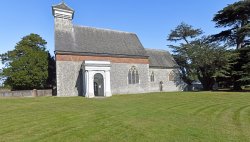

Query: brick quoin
left=56, top=54, right=149, bottom=64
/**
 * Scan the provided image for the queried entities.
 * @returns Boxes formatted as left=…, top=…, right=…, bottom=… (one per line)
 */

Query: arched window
left=150, top=72, right=155, bottom=82
left=169, top=70, right=179, bottom=81
left=169, top=71, right=175, bottom=81
left=128, top=66, right=139, bottom=84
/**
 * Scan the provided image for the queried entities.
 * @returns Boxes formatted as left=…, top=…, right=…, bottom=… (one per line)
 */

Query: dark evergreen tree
left=188, top=38, right=237, bottom=90
left=213, top=0, right=250, bottom=90
left=168, top=23, right=237, bottom=90
left=237, top=46, right=250, bottom=84
left=212, top=0, right=250, bottom=49
left=168, top=23, right=203, bottom=87
left=0, top=33, right=51, bottom=90
left=46, top=53, right=56, bottom=88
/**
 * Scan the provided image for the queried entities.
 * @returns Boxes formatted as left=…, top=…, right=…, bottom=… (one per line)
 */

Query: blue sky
left=0, top=0, right=238, bottom=58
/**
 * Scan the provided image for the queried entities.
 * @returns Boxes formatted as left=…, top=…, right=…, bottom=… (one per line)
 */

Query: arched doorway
left=94, top=73, right=104, bottom=96
left=159, top=81, right=163, bottom=92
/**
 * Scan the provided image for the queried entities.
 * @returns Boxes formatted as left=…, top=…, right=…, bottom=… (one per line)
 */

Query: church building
left=52, top=2, right=184, bottom=98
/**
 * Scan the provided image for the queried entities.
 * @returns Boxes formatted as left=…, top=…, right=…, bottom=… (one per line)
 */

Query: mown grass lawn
left=1, top=92, right=250, bottom=142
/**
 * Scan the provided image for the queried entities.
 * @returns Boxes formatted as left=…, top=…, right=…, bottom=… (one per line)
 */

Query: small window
left=150, top=72, right=155, bottom=82
left=128, top=66, right=139, bottom=84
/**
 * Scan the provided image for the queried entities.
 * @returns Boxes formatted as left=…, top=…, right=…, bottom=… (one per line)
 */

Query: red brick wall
left=56, top=54, right=149, bottom=64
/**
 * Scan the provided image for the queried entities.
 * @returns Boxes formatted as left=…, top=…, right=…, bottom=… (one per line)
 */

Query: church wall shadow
left=75, top=68, right=85, bottom=96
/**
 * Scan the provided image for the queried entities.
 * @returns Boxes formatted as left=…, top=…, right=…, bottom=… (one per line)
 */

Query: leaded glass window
left=128, top=66, right=139, bottom=84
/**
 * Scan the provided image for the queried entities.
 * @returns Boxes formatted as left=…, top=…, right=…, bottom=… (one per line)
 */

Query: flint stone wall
left=110, top=63, right=149, bottom=94
left=56, top=61, right=185, bottom=97
left=149, top=68, right=185, bottom=92
left=0, top=89, right=52, bottom=97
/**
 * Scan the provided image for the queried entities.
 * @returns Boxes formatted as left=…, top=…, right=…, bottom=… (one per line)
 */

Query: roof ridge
left=73, top=25, right=135, bottom=35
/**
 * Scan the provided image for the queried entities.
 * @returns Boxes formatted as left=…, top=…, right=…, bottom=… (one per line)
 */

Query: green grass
left=1, top=92, right=250, bottom=142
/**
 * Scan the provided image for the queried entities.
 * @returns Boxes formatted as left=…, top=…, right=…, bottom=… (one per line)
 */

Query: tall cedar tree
left=168, top=23, right=237, bottom=90
left=188, top=38, right=237, bottom=90
left=213, top=0, right=250, bottom=90
left=0, top=34, right=52, bottom=90
left=212, top=0, right=250, bottom=49
left=168, top=23, right=203, bottom=87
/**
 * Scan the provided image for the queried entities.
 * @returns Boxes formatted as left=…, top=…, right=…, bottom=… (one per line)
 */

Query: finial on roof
left=52, top=1, right=74, bottom=12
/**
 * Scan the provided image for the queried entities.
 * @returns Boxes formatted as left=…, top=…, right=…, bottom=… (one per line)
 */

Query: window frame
left=169, top=70, right=179, bottom=81
left=128, top=66, right=140, bottom=84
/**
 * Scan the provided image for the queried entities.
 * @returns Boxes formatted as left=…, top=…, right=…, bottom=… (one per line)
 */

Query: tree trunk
left=236, top=20, right=247, bottom=49
left=236, top=42, right=244, bottom=49
left=202, top=81, right=214, bottom=91
left=199, top=77, right=215, bottom=91
left=198, top=68, right=215, bottom=91
left=233, top=80, right=242, bottom=91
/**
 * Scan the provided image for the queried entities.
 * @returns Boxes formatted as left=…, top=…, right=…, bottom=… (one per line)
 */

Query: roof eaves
left=55, top=51, right=149, bottom=59
left=149, top=66, right=179, bottom=69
